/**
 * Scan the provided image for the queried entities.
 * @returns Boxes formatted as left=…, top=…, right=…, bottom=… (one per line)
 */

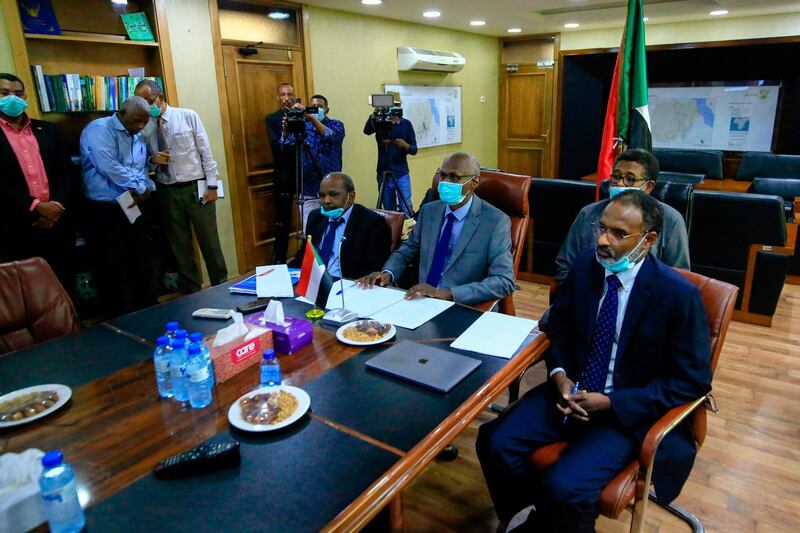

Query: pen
left=257, top=268, right=275, bottom=277
left=335, top=284, right=356, bottom=296
left=562, top=380, right=580, bottom=424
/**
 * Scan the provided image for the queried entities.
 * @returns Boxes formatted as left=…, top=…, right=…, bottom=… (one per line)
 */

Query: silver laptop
left=365, top=340, right=482, bottom=393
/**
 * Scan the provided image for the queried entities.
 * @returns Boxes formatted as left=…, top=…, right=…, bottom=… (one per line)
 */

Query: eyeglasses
left=609, top=173, right=647, bottom=187
left=436, top=169, right=477, bottom=184
left=592, top=222, right=643, bottom=243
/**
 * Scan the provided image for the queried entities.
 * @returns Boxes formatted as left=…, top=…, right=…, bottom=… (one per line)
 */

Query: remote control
left=192, top=308, right=234, bottom=320
left=153, top=440, right=241, bottom=479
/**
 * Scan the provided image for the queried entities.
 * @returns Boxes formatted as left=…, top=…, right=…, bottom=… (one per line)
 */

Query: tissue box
left=246, top=314, right=313, bottom=354
left=208, top=324, right=273, bottom=383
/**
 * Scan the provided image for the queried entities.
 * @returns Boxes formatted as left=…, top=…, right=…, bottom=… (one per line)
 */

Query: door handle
left=541, top=129, right=550, bottom=140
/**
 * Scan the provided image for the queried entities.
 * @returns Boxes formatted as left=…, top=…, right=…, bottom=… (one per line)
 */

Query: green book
left=120, top=12, right=154, bottom=42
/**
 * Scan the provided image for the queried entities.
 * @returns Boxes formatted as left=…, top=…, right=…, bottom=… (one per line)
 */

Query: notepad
left=370, top=297, right=454, bottom=330
left=255, top=265, right=294, bottom=298
left=115, top=191, right=141, bottom=224
left=324, top=279, right=406, bottom=318
left=450, top=313, right=538, bottom=359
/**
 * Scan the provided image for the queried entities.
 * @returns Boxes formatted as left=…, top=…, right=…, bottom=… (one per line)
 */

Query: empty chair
left=653, top=148, right=724, bottom=179
left=736, top=152, right=800, bottom=181
left=659, top=171, right=704, bottom=186
left=751, top=178, right=800, bottom=281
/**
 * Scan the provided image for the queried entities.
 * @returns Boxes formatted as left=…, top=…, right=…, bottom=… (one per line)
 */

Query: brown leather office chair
left=372, top=208, right=406, bottom=253
left=0, top=257, right=80, bottom=355
left=473, top=169, right=531, bottom=315
left=527, top=269, right=738, bottom=533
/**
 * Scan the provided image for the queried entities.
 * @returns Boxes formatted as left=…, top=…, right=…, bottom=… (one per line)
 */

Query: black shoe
left=436, top=444, right=459, bottom=461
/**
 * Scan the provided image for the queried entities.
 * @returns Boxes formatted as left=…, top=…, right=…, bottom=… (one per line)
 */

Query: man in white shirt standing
left=135, top=80, right=227, bottom=294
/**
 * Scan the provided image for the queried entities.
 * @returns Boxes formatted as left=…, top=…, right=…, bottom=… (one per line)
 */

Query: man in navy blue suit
left=477, top=190, right=711, bottom=532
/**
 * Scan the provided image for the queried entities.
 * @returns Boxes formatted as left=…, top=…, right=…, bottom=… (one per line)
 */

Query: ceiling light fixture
left=268, top=11, right=290, bottom=20
left=423, top=11, right=441, bottom=18
left=361, top=0, right=382, bottom=5
left=470, top=20, right=486, bottom=26
left=507, top=28, right=522, bottom=33
left=564, top=22, right=580, bottom=29
left=709, top=10, right=728, bottom=16
left=643, top=17, right=649, bottom=22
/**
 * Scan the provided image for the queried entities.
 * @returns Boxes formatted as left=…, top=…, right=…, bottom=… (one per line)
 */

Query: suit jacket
left=289, top=204, right=392, bottom=280
left=265, top=109, right=294, bottom=188
left=383, top=196, right=515, bottom=305
left=546, top=249, right=712, bottom=503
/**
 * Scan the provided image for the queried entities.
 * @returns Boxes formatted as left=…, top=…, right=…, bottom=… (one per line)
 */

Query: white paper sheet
left=325, top=279, right=406, bottom=317
left=450, top=313, right=538, bottom=359
left=115, top=191, right=141, bottom=224
left=255, top=265, right=294, bottom=298
left=370, top=297, right=454, bottom=330
left=197, top=179, right=225, bottom=200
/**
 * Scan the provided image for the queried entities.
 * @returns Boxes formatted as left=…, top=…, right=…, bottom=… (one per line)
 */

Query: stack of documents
left=255, top=265, right=294, bottom=298
left=451, top=313, right=538, bottom=359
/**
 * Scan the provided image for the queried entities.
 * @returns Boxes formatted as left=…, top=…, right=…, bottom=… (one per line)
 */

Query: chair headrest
left=474, top=170, right=530, bottom=218
left=751, top=177, right=800, bottom=200
left=653, top=148, right=724, bottom=179
left=737, top=153, right=800, bottom=179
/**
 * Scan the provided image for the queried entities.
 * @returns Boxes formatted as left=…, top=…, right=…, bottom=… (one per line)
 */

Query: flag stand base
left=305, top=307, right=326, bottom=322
left=321, top=308, right=359, bottom=327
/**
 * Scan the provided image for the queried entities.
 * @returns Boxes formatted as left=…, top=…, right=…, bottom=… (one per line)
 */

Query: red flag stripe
left=295, top=239, right=317, bottom=297
left=595, top=51, right=622, bottom=201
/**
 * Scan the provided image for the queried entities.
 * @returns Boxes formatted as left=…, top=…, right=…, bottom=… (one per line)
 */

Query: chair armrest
left=639, top=395, right=707, bottom=470
left=472, top=299, right=499, bottom=312
left=794, top=197, right=800, bottom=222
left=740, top=231, right=795, bottom=315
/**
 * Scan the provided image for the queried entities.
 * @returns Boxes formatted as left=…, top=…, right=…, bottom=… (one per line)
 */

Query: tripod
left=290, top=128, right=324, bottom=247
left=375, top=143, right=414, bottom=218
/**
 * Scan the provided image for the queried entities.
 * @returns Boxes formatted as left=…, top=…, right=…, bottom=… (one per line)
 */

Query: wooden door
left=222, top=46, right=305, bottom=271
left=499, top=65, right=555, bottom=178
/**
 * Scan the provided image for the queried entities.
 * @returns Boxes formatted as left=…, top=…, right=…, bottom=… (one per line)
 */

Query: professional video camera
left=370, top=93, right=402, bottom=142
left=285, top=98, right=320, bottom=136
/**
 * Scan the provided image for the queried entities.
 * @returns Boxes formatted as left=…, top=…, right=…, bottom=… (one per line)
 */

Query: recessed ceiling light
left=423, top=11, right=441, bottom=18
left=361, top=0, right=382, bottom=5
left=709, top=10, right=728, bottom=16
left=507, top=28, right=522, bottom=33
left=268, top=11, right=290, bottom=20
left=470, top=20, right=486, bottom=27
left=643, top=17, right=649, bottom=22
left=564, top=22, right=580, bottom=29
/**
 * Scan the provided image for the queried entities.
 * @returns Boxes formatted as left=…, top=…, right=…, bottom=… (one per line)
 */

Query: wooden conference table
left=0, top=282, right=549, bottom=532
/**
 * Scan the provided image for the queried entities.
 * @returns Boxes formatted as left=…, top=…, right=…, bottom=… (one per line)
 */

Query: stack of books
left=31, top=65, right=164, bottom=113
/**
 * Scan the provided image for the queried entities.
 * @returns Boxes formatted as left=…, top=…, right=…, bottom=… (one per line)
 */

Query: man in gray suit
left=357, top=152, right=515, bottom=306
left=555, top=148, right=690, bottom=283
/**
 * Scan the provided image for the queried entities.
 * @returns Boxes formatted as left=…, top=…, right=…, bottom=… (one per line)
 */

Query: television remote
left=153, top=440, right=241, bottom=479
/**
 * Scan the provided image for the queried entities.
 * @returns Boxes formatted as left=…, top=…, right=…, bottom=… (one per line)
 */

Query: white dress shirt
left=320, top=205, right=353, bottom=278
left=144, top=105, right=218, bottom=186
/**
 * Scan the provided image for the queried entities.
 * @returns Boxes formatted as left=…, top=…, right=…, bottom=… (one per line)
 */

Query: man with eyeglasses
left=357, top=152, right=514, bottom=306
left=555, top=148, right=689, bottom=284
left=477, top=190, right=711, bottom=532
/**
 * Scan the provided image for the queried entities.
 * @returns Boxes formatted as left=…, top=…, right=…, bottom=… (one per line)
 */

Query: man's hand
left=552, top=372, right=589, bottom=422
left=35, top=201, right=65, bottom=222
left=356, top=271, right=391, bottom=289
left=574, top=391, right=612, bottom=417
left=393, top=139, right=410, bottom=151
left=202, top=189, right=218, bottom=204
left=32, top=217, right=55, bottom=229
left=129, top=190, right=151, bottom=207
left=401, top=218, right=416, bottom=240
left=405, top=283, right=452, bottom=301
left=150, top=151, right=170, bottom=165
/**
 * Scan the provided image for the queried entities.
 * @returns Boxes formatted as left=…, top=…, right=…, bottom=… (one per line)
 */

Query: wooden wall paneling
left=2, top=0, right=38, bottom=117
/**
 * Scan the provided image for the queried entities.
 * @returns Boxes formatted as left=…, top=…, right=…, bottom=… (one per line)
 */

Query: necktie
left=156, top=117, right=169, bottom=176
left=426, top=213, right=456, bottom=288
left=580, top=275, right=623, bottom=393
left=319, top=217, right=344, bottom=267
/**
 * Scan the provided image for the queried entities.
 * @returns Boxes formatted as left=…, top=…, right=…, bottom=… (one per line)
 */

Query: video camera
left=285, top=98, right=320, bottom=136
left=370, top=93, right=402, bottom=142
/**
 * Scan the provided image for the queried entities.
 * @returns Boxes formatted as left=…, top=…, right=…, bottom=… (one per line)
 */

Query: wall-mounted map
left=384, top=85, right=462, bottom=149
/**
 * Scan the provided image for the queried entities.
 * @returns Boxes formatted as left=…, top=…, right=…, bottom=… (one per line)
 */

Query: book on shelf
left=17, top=0, right=61, bottom=35
left=120, top=12, right=155, bottom=42
left=30, top=66, right=164, bottom=113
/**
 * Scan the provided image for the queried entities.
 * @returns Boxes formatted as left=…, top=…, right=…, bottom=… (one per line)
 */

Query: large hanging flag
left=596, top=0, right=651, bottom=199
left=296, top=236, right=333, bottom=308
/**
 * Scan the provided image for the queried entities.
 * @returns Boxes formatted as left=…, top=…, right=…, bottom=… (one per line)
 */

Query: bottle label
left=156, top=359, right=170, bottom=373
left=189, top=366, right=210, bottom=383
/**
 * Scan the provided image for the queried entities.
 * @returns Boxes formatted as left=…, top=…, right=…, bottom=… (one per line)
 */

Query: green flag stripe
left=616, top=0, right=650, bottom=145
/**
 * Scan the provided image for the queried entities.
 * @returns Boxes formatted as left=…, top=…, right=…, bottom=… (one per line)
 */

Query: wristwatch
left=207, top=185, right=218, bottom=190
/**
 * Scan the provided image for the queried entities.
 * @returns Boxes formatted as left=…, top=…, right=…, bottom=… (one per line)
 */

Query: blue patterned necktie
left=580, top=274, right=623, bottom=393
left=426, top=213, right=456, bottom=287
left=319, top=217, right=344, bottom=266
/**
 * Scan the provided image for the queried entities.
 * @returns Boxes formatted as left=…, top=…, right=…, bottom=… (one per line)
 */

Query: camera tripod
left=291, top=129, right=324, bottom=244
left=374, top=141, right=413, bottom=218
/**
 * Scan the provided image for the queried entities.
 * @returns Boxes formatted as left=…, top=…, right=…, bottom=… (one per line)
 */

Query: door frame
left=208, top=0, right=314, bottom=273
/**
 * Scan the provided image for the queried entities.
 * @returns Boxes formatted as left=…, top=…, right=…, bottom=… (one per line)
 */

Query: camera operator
left=363, top=101, right=417, bottom=216
left=265, top=83, right=296, bottom=263
left=280, top=94, right=345, bottom=231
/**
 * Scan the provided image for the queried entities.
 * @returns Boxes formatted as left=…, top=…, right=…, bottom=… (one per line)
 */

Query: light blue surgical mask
left=438, top=178, right=473, bottom=206
left=149, top=104, right=162, bottom=118
left=0, top=95, right=28, bottom=117
left=315, top=108, right=326, bottom=121
left=320, top=205, right=344, bottom=219
left=609, top=185, right=645, bottom=199
left=596, top=234, right=648, bottom=273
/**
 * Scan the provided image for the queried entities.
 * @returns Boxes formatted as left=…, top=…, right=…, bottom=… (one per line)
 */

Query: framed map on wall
left=384, top=85, right=462, bottom=149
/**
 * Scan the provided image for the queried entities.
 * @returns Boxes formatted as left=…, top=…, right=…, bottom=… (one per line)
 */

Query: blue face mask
left=0, top=95, right=28, bottom=117
left=149, top=104, right=162, bottom=118
left=320, top=197, right=351, bottom=219
left=596, top=234, right=647, bottom=273
left=609, top=185, right=645, bottom=199
left=315, top=108, right=326, bottom=121
left=438, top=178, right=472, bottom=206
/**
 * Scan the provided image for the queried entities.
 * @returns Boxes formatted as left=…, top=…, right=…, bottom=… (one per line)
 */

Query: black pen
left=562, top=380, right=580, bottom=424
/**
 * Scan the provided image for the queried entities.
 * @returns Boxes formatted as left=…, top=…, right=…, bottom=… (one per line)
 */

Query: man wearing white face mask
left=357, top=152, right=515, bottom=306
left=555, top=148, right=689, bottom=284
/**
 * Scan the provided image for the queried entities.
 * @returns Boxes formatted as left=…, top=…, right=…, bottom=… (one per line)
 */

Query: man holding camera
left=363, top=99, right=417, bottom=217
left=279, top=94, right=345, bottom=231
left=266, top=82, right=297, bottom=263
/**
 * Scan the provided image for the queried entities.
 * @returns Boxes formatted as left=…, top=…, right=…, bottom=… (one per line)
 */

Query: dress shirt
left=549, top=257, right=645, bottom=393
left=0, top=115, right=50, bottom=211
left=80, top=114, right=154, bottom=202
left=320, top=205, right=354, bottom=278
left=143, top=105, right=219, bottom=186
left=363, top=117, right=417, bottom=177
left=280, top=117, right=345, bottom=197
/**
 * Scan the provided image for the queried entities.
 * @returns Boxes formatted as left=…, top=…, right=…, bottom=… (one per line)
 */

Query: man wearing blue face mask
left=280, top=94, right=345, bottom=231
left=357, top=152, right=515, bottom=306
left=477, top=190, right=711, bottom=532
left=0, top=72, right=75, bottom=292
left=289, top=172, right=391, bottom=279
left=555, top=148, right=689, bottom=284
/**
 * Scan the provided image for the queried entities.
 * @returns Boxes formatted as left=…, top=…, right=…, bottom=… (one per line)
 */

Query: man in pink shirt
left=0, top=73, right=74, bottom=291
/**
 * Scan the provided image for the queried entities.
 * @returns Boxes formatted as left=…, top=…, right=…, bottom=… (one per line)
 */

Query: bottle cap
left=42, top=450, right=63, bottom=468
left=189, top=332, right=203, bottom=343
left=188, top=345, right=201, bottom=355
left=171, top=339, right=185, bottom=349
left=175, top=329, right=188, bottom=339
left=262, top=349, right=276, bottom=360
left=166, top=321, right=179, bottom=331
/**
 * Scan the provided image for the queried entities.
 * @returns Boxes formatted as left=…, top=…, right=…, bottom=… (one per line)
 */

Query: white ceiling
left=301, top=0, right=800, bottom=37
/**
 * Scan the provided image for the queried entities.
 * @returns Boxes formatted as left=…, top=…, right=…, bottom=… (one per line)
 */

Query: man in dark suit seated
left=357, top=152, right=515, bottom=306
left=477, top=190, right=711, bottom=532
left=289, top=172, right=391, bottom=279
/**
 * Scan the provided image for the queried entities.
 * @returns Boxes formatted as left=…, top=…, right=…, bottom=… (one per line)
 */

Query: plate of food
left=336, top=320, right=396, bottom=346
left=228, top=385, right=310, bottom=432
left=0, top=384, right=72, bottom=428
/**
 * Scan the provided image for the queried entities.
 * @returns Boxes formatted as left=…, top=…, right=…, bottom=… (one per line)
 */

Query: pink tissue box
left=245, top=313, right=313, bottom=354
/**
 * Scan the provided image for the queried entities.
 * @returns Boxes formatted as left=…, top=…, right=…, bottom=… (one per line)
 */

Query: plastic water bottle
left=169, top=337, right=189, bottom=402
left=153, top=336, right=173, bottom=398
left=175, top=328, right=188, bottom=347
left=260, top=349, right=281, bottom=387
left=165, top=321, right=179, bottom=340
left=39, top=451, right=86, bottom=533
left=185, top=345, right=213, bottom=408
left=189, top=332, right=215, bottom=387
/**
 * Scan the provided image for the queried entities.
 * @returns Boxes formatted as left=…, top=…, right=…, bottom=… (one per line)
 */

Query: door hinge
left=231, top=134, right=236, bottom=149
left=223, top=62, right=229, bottom=78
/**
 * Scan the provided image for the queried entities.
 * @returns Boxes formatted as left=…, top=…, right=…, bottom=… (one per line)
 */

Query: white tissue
left=213, top=312, right=249, bottom=347
left=262, top=300, right=288, bottom=327
left=0, top=449, right=47, bottom=533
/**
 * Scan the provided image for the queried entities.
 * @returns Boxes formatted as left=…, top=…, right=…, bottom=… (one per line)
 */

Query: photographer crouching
left=363, top=95, right=417, bottom=217
left=279, top=94, right=345, bottom=231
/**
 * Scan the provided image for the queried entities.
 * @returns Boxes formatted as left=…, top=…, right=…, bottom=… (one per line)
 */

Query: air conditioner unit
left=397, top=47, right=465, bottom=73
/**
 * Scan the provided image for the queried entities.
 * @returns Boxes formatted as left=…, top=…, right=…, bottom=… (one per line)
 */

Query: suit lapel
left=582, top=261, right=605, bottom=356
left=615, top=256, right=655, bottom=366
left=443, top=197, right=481, bottom=274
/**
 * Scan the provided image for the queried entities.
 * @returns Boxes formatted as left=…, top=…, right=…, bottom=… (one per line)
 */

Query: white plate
left=335, top=320, right=396, bottom=346
left=228, top=385, right=311, bottom=432
left=0, top=384, right=72, bottom=428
